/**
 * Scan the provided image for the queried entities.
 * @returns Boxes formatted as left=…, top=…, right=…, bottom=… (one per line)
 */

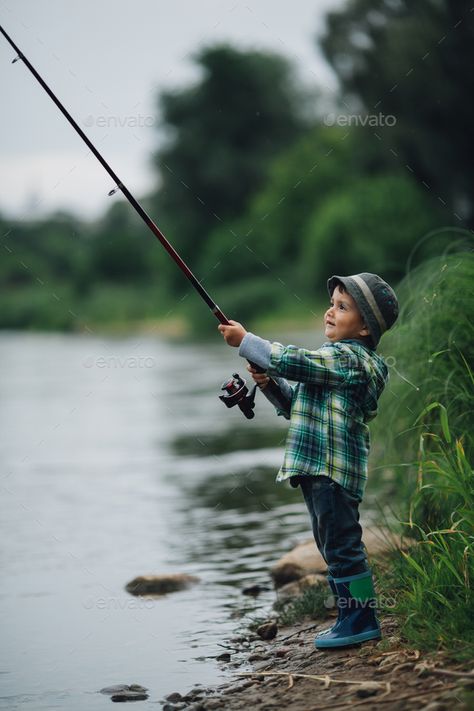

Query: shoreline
left=159, top=611, right=471, bottom=711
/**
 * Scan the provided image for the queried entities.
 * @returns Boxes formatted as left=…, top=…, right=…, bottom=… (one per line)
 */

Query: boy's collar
left=326, top=338, right=376, bottom=352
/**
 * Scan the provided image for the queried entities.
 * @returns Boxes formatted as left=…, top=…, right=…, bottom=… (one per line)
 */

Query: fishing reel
left=219, top=372, right=257, bottom=419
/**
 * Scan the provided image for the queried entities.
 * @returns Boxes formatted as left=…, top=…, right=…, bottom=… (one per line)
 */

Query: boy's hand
left=247, top=365, right=270, bottom=390
left=218, top=320, right=247, bottom=347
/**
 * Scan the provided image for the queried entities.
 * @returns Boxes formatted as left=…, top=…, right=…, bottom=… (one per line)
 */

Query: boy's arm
left=239, top=333, right=295, bottom=419
left=240, top=333, right=354, bottom=387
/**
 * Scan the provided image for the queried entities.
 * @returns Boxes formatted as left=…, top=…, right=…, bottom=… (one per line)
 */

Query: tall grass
left=380, top=405, right=474, bottom=660
left=372, top=252, right=474, bottom=659
left=373, top=252, right=474, bottom=481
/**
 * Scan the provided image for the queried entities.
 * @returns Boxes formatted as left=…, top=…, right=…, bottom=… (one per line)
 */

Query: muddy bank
left=160, top=615, right=472, bottom=710
left=157, top=529, right=471, bottom=710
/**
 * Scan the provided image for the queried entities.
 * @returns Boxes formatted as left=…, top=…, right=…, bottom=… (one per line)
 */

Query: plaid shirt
left=240, top=336, right=388, bottom=499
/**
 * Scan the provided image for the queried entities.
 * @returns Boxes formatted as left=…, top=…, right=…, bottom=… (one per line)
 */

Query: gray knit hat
left=327, top=273, right=399, bottom=348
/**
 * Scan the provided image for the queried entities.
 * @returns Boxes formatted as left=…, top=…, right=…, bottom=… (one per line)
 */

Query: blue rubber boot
left=315, top=577, right=339, bottom=639
left=315, top=570, right=381, bottom=649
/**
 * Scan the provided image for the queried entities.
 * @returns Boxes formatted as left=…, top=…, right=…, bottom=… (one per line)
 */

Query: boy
left=218, top=272, right=398, bottom=648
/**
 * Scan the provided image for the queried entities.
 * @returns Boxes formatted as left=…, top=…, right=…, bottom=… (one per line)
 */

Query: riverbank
left=158, top=527, right=473, bottom=710
left=160, top=613, right=473, bottom=711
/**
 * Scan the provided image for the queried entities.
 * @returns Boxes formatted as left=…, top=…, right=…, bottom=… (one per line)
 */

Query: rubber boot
left=315, top=570, right=381, bottom=649
left=315, top=577, right=339, bottom=639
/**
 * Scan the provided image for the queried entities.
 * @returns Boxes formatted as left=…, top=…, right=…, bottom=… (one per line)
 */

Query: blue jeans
left=295, top=475, right=368, bottom=579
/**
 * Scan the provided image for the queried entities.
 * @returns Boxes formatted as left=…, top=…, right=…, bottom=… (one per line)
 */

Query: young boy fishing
left=218, top=272, right=398, bottom=648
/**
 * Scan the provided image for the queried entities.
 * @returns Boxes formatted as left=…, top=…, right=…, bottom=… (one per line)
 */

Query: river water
left=0, top=328, right=334, bottom=710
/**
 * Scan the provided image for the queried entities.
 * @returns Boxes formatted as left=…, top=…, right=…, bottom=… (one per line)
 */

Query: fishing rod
left=0, top=23, right=292, bottom=419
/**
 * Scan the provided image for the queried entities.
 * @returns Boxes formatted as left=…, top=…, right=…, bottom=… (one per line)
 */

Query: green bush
left=300, top=174, right=442, bottom=294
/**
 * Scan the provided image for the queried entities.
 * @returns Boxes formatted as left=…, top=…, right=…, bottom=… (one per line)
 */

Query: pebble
left=100, top=684, right=148, bottom=695
left=215, top=652, right=231, bottom=662
left=111, top=690, right=149, bottom=702
left=275, top=647, right=291, bottom=657
left=355, top=681, right=381, bottom=698
left=256, top=621, right=278, bottom=640
left=248, top=653, right=265, bottom=662
left=165, top=692, right=183, bottom=703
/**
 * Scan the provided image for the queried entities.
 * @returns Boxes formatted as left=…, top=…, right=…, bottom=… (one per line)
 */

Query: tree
left=300, top=174, right=443, bottom=295
left=150, top=45, right=307, bottom=290
left=320, top=0, right=474, bottom=221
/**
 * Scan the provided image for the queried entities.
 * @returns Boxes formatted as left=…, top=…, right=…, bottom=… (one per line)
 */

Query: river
left=0, top=328, right=334, bottom=709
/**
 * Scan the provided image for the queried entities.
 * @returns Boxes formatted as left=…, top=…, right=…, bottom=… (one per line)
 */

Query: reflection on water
left=0, top=331, right=314, bottom=710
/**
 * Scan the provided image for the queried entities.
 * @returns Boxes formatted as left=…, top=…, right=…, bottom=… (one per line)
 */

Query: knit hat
left=327, top=273, right=399, bottom=348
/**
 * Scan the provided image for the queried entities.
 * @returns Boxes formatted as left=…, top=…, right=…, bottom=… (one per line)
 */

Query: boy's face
left=324, top=285, right=370, bottom=343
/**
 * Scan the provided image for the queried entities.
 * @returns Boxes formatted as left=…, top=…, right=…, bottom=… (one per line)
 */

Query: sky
left=0, top=0, right=343, bottom=221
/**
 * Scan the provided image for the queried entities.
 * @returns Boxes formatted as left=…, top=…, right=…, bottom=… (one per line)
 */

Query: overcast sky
left=0, top=0, right=343, bottom=221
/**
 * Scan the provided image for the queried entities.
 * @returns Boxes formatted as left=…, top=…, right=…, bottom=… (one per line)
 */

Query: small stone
left=248, top=653, right=264, bottom=662
left=216, top=652, right=231, bottom=662
left=100, top=685, right=130, bottom=695
left=275, top=647, right=291, bottom=657
left=355, top=681, right=381, bottom=698
left=203, top=700, right=224, bottom=710
left=256, top=621, right=278, bottom=640
left=125, top=573, right=200, bottom=596
left=165, top=692, right=183, bottom=703
left=111, top=690, right=149, bottom=701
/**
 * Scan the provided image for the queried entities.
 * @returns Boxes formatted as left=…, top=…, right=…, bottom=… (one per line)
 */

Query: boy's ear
left=359, top=323, right=370, bottom=337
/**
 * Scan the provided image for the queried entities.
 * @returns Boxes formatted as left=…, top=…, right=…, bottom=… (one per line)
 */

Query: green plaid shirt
left=240, top=335, right=388, bottom=499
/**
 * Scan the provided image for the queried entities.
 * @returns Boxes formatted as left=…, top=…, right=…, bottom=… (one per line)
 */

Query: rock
left=275, top=647, right=291, bottom=657
left=165, top=692, right=183, bottom=703
left=355, top=681, right=382, bottom=698
left=125, top=573, right=200, bottom=596
left=276, top=573, right=327, bottom=601
left=248, top=652, right=265, bottom=662
left=203, top=700, right=224, bottom=710
left=271, top=527, right=412, bottom=586
left=100, top=684, right=148, bottom=695
left=100, top=685, right=131, bottom=695
left=215, top=652, right=231, bottom=662
left=256, top=621, right=278, bottom=640
left=111, top=690, right=149, bottom=701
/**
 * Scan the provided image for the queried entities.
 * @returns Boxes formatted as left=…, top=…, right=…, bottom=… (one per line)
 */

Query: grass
left=372, top=253, right=474, bottom=661
left=274, top=583, right=334, bottom=626
left=377, top=406, right=474, bottom=661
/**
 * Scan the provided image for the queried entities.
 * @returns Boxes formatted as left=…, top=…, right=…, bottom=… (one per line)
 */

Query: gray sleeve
left=239, top=332, right=294, bottom=419
left=238, top=332, right=271, bottom=369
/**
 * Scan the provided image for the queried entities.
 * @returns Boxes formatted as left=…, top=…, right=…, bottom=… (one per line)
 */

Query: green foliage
left=321, top=0, right=474, bottom=220
left=379, top=415, right=474, bottom=660
left=88, top=202, right=154, bottom=282
left=370, top=252, right=474, bottom=659
left=300, top=174, right=442, bottom=293
left=372, top=250, right=474, bottom=486
left=182, top=276, right=289, bottom=337
left=276, top=583, right=332, bottom=626
left=152, top=45, right=307, bottom=290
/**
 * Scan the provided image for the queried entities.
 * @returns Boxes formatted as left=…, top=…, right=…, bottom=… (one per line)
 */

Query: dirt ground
left=160, top=615, right=474, bottom=711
